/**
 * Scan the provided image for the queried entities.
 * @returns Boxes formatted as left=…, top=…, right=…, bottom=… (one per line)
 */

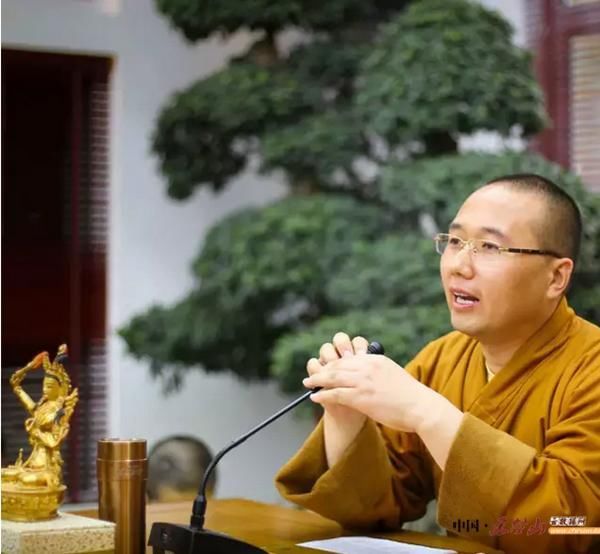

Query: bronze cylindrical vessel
left=97, top=438, right=147, bottom=553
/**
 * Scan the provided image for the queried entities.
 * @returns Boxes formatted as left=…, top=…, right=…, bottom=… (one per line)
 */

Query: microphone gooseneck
left=189, top=389, right=316, bottom=530
left=189, top=340, right=384, bottom=530
left=149, top=340, right=384, bottom=554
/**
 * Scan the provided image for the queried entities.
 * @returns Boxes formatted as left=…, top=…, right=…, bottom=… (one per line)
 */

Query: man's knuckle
left=320, top=343, right=339, bottom=362
left=332, top=332, right=351, bottom=350
left=352, top=336, right=368, bottom=353
left=306, top=358, right=320, bottom=375
left=333, top=331, right=349, bottom=342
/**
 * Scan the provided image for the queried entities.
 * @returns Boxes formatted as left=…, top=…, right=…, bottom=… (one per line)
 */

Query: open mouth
left=451, top=289, right=480, bottom=307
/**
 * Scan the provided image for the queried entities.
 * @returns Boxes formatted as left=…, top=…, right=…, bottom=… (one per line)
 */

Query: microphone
left=148, top=341, right=385, bottom=554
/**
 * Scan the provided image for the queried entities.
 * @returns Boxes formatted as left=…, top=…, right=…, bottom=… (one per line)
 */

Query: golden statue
left=1, top=345, right=79, bottom=521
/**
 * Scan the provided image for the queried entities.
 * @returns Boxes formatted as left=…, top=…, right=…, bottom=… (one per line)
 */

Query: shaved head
left=483, top=173, right=582, bottom=266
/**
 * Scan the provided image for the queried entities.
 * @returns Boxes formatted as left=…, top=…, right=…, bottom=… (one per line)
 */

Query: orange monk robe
left=275, top=299, right=600, bottom=554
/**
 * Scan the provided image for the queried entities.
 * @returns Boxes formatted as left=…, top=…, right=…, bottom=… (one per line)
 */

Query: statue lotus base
left=1, top=511, right=115, bottom=554
left=1, top=483, right=66, bottom=522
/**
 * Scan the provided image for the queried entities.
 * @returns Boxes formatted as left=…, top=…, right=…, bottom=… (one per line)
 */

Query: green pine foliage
left=119, top=0, right=600, bottom=393
left=356, top=0, right=547, bottom=145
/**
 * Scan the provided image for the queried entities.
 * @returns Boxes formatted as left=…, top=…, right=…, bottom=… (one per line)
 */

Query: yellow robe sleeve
left=275, top=350, right=438, bottom=530
left=275, top=417, right=435, bottom=529
left=438, top=362, right=600, bottom=554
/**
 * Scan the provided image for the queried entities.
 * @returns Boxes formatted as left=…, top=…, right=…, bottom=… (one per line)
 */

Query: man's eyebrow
left=449, top=222, right=509, bottom=241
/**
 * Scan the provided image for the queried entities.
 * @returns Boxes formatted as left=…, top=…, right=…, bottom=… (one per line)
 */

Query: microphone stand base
left=148, top=521, right=268, bottom=554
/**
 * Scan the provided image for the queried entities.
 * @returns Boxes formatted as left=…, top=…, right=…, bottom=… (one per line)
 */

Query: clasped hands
left=303, top=332, right=444, bottom=435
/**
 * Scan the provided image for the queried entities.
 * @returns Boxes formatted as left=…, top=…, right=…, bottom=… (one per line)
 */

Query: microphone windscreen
left=367, top=341, right=384, bottom=355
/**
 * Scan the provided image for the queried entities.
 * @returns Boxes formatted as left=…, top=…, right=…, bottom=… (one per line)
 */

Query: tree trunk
left=422, top=131, right=458, bottom=156
left=248, top=32, right=279, bottom=67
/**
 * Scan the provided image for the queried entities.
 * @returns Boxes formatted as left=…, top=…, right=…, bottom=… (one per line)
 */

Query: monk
left=275, top=174, right=600, bottom=554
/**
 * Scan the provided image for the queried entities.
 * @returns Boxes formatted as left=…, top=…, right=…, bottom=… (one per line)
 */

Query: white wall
left=2, top=0, right=314, bottom=503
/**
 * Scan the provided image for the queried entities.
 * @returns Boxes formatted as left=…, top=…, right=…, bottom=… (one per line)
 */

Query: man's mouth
left=450, top=289, right=480, bottom=307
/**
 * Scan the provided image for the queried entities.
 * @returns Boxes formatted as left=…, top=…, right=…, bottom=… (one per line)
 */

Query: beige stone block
left=1, top=512, right=115, bottom=554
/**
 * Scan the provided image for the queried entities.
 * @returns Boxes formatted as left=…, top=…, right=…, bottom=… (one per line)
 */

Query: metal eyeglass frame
left=434, top=233, right=563, bottom=258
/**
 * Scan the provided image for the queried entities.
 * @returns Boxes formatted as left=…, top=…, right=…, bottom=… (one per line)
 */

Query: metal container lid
left=97, top=438, right=147, bottom=461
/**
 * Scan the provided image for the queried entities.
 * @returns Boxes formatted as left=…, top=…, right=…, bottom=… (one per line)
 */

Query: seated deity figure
left=1, top=345, right=78, bottom=520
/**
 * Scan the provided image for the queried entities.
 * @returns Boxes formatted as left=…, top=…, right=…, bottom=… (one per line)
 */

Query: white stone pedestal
left=1, top=512, right=115, bottom=553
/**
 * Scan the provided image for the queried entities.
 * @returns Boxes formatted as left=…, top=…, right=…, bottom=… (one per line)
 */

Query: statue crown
left=43, top=344, right=71, bottom=392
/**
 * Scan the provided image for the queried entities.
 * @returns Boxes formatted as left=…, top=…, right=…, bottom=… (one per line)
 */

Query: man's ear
left=547, top=258, right=574, bottom=299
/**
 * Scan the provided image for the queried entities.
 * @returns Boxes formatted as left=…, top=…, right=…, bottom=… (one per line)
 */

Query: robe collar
left=467, top=297, right=575, bottom=425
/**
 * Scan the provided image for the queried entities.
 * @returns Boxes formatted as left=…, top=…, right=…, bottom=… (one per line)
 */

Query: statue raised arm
left=9, top=352, right=49, bottom=415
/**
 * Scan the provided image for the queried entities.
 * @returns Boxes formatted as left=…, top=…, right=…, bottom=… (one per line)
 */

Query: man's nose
left=447, top=244, right=476, bottom=278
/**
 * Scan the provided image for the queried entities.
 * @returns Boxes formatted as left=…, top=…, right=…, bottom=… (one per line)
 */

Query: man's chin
left=450, top=312, right=483, bottom=338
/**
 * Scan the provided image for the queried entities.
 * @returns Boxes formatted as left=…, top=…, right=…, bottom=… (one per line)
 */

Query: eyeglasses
left=434, top=233, right=563, bottom=259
